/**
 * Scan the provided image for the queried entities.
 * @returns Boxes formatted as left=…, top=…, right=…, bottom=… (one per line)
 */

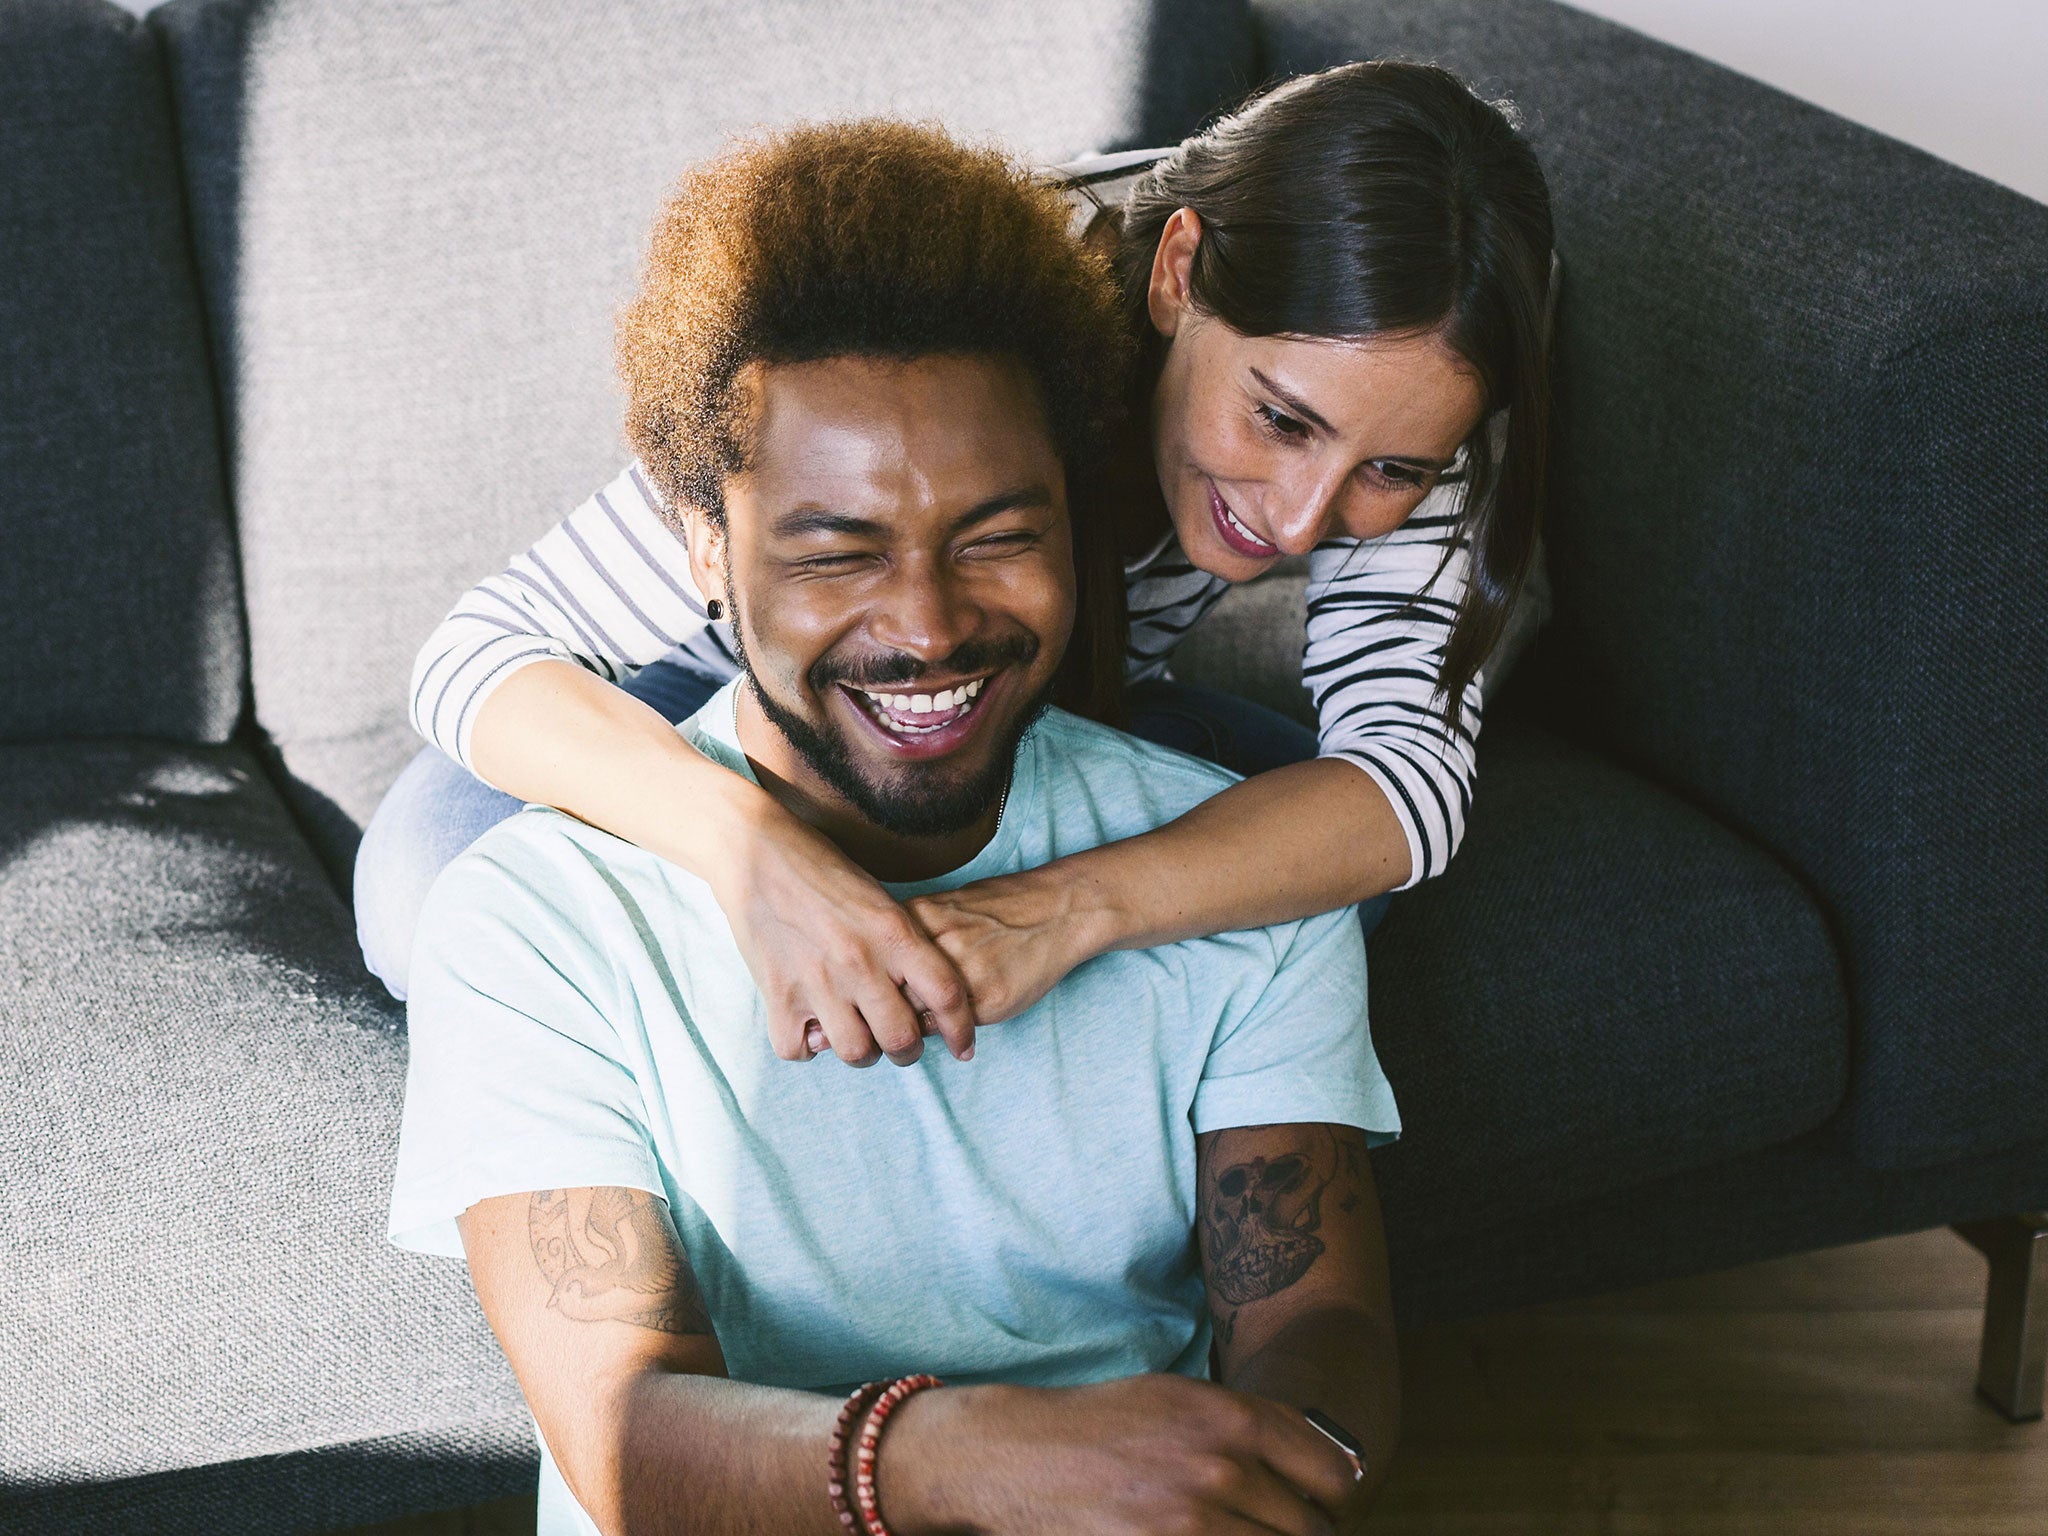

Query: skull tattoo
left=1202, top=1126, right=1339, bottom=1306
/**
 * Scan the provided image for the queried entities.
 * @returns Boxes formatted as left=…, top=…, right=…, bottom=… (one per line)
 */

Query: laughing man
left=390, top=121, right=1402, bottom=1536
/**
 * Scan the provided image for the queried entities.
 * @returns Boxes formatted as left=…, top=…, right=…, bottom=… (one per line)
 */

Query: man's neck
left=732, top=685, right=1003, bottom=884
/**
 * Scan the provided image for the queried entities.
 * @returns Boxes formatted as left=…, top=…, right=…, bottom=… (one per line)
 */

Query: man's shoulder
left=1028, top=710, right=1364, bottom=969
left=1027, top=707, right=1241, bottom=836
left=449, top=800, right=622, bottom=873
left=418, top=804, right=662, bottom=943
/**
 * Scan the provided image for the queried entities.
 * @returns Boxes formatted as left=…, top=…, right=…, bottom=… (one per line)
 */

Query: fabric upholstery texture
left=0, top=741, right=526, bottom=1520
left=0, top=1427, right=531, bottom=1536
left=1255, top=0, right=2048, bottom=1171
left=151, top=0, right=1258, bottom=879
left=1388, top=1121, right=2048, bottom=1331
left=1365, top=725, right=1850, bottom=1226
left=1172, top=557, right=1317, bottom=726
left=0, top=0, right=243, bottom=744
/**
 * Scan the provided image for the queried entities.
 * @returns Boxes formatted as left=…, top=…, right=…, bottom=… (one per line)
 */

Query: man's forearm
left=1224, top=1302, right=1401, bottom=1505
left=459, top=1188, right=849, bottom=1536
left=596, top=1374, right=843, bottom=1536
left=598, top=1371, right=1366, bottom=1536
left=601, top=1375, right=1016, bottom=1536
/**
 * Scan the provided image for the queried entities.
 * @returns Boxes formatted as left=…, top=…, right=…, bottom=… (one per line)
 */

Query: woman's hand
left=906, top=864, right=1117, bottom=1025
left=705, top=800, right=977, bottom=1067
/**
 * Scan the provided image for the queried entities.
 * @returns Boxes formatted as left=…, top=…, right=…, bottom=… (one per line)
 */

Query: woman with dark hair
left=357, top=59, right=1556, bottom=1058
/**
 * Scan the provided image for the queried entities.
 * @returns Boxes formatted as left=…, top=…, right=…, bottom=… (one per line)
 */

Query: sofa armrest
left=1252, top=0, right=2048, bottom=1171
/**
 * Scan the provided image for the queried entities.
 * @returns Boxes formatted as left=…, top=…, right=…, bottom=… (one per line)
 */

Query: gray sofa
left=3, top=0, right=2043, bottom=1530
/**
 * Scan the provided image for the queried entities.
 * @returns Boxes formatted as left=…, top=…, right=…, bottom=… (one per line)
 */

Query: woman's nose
left=1268, top=467, right=1347, bottom=556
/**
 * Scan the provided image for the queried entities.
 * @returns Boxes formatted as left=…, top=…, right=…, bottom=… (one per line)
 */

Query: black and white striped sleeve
left=1302, top=473, right=1484, bottom=889
left=407, top=463, right=713, bottom=770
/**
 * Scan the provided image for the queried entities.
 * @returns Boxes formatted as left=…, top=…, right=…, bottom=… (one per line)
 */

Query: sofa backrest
left=150, top=0, right=1257, bottom=876
left=0, top=0, right=244, bottom=746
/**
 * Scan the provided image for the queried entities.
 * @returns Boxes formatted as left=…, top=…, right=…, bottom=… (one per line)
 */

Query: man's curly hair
left=619, top=119, right=1127, bottom=526
left=616, top=118, right=1132, bottom=719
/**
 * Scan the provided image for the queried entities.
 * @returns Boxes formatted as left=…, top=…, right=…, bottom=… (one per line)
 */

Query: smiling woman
left=354, top=64, right=1557, bottom=1064
left=1109, top=62, right=1552, bottom=721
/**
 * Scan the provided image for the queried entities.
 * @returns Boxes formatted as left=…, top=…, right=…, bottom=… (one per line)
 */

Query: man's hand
left=708, top=796, right=978, bottom=1067
left=1201, top=1124, right=1400, bottom=1514
left=883, top=1375, right=1361, bottom=1536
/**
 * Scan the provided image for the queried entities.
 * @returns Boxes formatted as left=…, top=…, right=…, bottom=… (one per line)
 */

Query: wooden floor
left=346, top=1226, right=2045, bottom=1536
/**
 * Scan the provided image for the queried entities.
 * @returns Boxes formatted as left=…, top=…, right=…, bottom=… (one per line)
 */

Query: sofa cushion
left=1364, top=726, right=1851, bottom=1237
left=0, top=0, right=243, bottom=745
left=152, top=0, right=1258, bottom=877
left=0, top=740, right=528, bottom=1527
left=1170, top=557, right=1318, bottom=725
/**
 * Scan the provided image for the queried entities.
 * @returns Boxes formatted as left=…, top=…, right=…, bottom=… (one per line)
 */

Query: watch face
left=1302, top=1408, right=1367, bottom=1479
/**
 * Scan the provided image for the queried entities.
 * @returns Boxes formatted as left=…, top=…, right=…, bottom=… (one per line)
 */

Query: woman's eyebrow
left=1250, top=367, right=1456, bottom=471
left=1249, top=367, right=1336, bottom=435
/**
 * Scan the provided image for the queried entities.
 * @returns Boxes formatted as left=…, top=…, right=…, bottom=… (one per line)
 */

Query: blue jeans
left=354, top=663, right=1390, bottom=998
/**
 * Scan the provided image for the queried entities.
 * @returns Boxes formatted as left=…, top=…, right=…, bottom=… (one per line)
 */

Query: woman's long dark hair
left=1115, top=60, right=1556, bottom=723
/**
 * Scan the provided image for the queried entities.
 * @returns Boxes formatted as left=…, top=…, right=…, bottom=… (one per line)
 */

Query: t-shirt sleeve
left=1190, top=908, right=1401, bottom=1146
left=388, top=830, right=669, bottom=1258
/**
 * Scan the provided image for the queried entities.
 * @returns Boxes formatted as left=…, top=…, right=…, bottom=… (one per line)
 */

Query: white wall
left=1562, top=0, right=2048, bottom=204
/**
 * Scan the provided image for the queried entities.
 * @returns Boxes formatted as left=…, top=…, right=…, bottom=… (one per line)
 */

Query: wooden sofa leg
left=1953, top=1213, right=2048, bottom=1422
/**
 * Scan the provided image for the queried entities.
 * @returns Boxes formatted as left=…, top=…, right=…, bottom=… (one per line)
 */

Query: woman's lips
left=1207, top=480, right=1279, bottom=559
left=836, top=672, right=1000, bottom=761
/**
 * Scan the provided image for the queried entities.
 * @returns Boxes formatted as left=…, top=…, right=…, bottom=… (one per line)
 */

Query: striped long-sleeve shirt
left=408, top=453, right=1486, bottom=889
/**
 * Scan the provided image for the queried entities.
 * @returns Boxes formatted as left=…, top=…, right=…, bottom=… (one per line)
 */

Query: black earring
left=706, top=598, right=724, bottom=621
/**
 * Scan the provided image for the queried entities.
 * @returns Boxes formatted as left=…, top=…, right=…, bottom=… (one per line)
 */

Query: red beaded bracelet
left=851, top=1374, right=943, bottom=1536
left=826, top=1381, right=888, bottom=1531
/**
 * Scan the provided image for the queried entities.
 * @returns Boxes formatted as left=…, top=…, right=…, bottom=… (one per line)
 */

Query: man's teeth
left=860, top=678, right=983, bottom=714
left=864, top=679, right=983, bottom=716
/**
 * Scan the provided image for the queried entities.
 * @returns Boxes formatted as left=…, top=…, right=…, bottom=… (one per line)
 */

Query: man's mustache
left=810, top=633, right=1040, bottom=691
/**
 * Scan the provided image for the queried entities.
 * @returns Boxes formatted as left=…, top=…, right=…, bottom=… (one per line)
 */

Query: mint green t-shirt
left=390, top=682, right=1399, bottom=1534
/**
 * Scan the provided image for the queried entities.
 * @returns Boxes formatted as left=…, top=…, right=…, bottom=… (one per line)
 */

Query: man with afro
left=390, top=120, right=1400, bottom=1536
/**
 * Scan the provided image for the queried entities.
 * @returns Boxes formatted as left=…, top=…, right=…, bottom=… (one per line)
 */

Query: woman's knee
left=353, top=747, right=523, bottom=999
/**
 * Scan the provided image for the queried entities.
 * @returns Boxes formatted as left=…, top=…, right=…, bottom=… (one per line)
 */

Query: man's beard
left=727, top=602, right=1051, bottom=839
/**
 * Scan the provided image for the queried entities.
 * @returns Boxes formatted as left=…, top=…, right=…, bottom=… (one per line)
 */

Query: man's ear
left=679, top=503, right=730, bottom=616
left=1145, top=207, right=1203, bottom=340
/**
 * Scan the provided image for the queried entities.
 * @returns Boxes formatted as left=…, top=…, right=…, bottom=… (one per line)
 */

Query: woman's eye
left=1367, top=460, right=1426, bottom=488
left=1255, top=404, right=1308, bottom=440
